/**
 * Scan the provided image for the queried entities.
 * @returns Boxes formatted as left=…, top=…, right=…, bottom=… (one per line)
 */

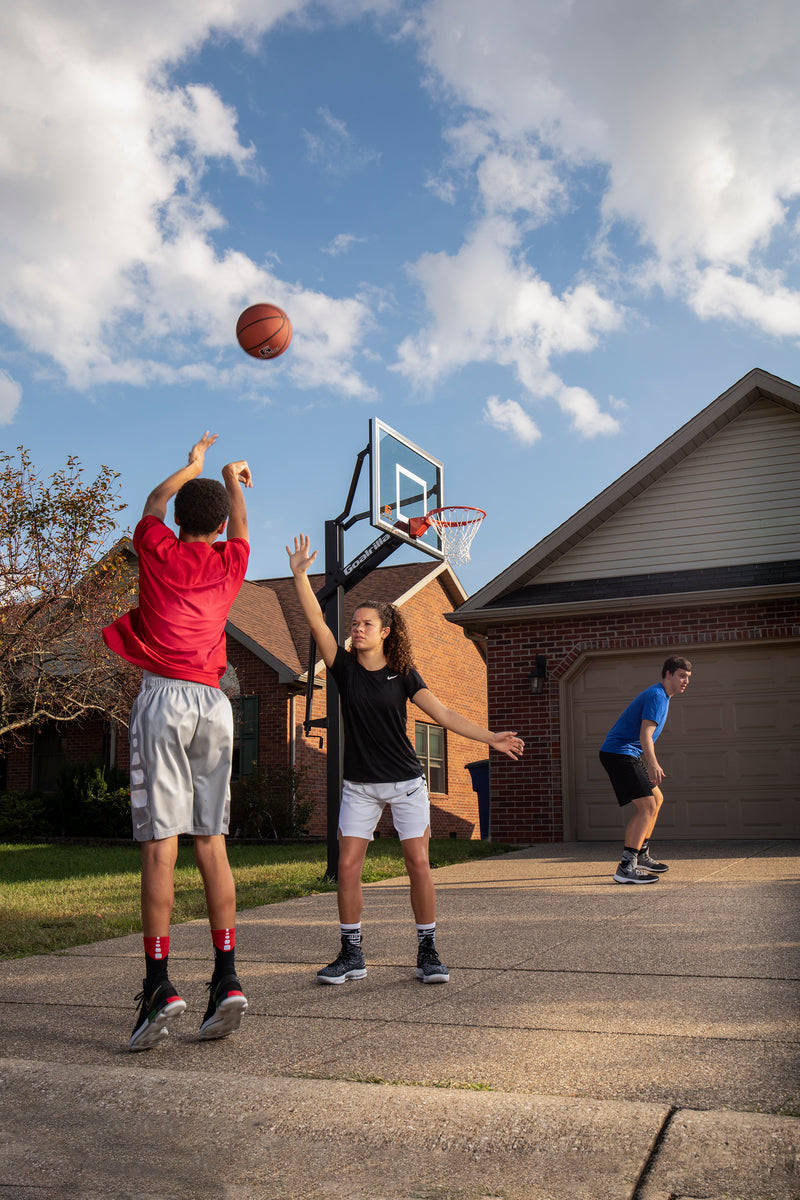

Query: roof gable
left=228, top=560, right=464, bottom=681
left=456, top=368, right=800, bottom=617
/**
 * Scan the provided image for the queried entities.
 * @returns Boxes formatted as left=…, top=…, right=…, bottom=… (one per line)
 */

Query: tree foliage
left=0, top=446, right=138, bottom=744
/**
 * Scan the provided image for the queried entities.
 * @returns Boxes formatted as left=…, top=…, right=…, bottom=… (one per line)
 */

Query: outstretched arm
left=413, top=689, right=525, bottom=760
left=142, top=432, right=218, bottom=521
left=285, top=534, right=338, bottom=669
left=222, top=460, right=252, bottom=543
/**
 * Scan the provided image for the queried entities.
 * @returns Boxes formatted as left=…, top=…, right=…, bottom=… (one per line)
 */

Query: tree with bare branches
left=0, top=446, right=139, bottom=745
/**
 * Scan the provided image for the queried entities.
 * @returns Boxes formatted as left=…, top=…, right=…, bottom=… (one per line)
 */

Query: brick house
left=4, top=560, right=491, bottom=841
left=448, top=368, right=800, bottom=844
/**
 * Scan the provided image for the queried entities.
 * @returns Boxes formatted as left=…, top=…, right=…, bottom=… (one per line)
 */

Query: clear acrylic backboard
left=369, top=418, right=444, bottom=560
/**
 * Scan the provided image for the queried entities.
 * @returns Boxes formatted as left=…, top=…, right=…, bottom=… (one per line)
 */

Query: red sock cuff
left=211, top=928, right=235, bottom=952
left=143, top=935, right=169, bottom=961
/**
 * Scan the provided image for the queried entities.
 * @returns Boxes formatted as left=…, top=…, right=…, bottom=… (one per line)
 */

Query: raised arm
left=222, top=460, right=252, bottom=543
left=413, top=689, right=524, bottom=761
left=285, top=534, right=338, bottom=669
left=142, top=432, right=218, bottom=521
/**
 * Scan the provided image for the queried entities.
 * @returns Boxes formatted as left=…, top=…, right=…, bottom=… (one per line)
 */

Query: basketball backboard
left=370, top=418, right=444, bottom=560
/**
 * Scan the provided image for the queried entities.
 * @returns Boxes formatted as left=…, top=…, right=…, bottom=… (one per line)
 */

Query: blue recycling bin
left=465, top=759, right=491, bottom=840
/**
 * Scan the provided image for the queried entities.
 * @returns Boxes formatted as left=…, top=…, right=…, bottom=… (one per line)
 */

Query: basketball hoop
left=409, top=506, right=486, bottom=565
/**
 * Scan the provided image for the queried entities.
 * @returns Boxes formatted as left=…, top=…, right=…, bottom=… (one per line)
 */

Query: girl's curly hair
left=350, top=600, right=416, bottom=675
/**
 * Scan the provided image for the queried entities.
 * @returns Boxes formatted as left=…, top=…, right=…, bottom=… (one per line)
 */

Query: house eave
left=225, top=622, right=301, bottom=684
left=446, top=582, right=799, bottom=630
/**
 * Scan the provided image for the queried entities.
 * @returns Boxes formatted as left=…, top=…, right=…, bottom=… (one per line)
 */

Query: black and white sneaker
left=199, top=974, right=248, bottom=1039
left=316, top=936, right=367, bottom=984
left=129, top=978, right=186, bottom=1051
left=415, top=935, right=450, bottom=983
left=637, top=849, right=669, bottom=873
left=613, top=860, right=660, bottom=885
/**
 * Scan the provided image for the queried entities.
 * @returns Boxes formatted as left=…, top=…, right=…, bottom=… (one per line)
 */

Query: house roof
left=227, top=559, right=465, bottom=682
left=450, top=367, right=800, bottom=626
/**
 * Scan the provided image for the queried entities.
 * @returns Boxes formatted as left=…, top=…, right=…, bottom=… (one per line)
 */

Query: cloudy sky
left=2, top=0, right=799, bottom=593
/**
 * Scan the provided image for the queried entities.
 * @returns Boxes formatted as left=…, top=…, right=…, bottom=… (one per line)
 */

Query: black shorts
left=598, top=751, right=654, bottom=806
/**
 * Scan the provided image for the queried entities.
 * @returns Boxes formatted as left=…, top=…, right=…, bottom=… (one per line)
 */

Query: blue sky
left=2, top=0, right=799, bottom=595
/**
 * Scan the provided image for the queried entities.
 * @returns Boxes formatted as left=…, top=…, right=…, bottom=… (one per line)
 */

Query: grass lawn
left=0, top=838, right=515, bottom=959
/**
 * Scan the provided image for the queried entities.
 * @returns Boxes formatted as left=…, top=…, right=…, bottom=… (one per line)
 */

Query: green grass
left=0, top=838, right=515, bottom=959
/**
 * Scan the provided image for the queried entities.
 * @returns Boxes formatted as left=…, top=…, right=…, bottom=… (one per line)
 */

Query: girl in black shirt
left=287, top=534, right=524, bottom=985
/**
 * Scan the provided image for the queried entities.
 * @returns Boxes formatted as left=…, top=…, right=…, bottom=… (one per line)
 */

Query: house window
left=231, top=694, right=259, bottom=779
left=32, top=725, right=66, bottom=793
left=415, top=722, right=446, bottom=794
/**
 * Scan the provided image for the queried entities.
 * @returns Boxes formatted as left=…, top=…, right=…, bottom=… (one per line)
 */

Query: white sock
left=416, top=923, right=436, bottom=944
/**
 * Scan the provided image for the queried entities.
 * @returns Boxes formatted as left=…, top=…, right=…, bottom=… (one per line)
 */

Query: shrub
left=0, top=791, right=52, bottom=840
left=51, top=761, right=131, bottom=838
left=233, top=764, right=312, bottom=841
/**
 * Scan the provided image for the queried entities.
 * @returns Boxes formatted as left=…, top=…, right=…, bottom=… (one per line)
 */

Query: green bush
left=0, top=791, right=52, bottom=840
left=233, top=764, right=312, bottom=841
left=51, top=761, right=131, bottom=838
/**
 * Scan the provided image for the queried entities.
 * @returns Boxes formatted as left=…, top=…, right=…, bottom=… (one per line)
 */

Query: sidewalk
left=1, top=840, right=798, bottom=1199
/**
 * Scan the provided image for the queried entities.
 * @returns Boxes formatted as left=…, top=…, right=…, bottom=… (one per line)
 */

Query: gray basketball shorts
left=339, top=777, right=430, bottom=841
left=128, top=671, right=234, bottom=842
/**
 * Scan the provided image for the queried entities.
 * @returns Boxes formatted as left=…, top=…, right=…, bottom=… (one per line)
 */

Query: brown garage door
left=567, top=642, right=800, bottom=840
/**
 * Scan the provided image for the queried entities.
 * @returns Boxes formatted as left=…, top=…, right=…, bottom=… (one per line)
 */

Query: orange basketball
left=236, top=303, right=292, bottom=360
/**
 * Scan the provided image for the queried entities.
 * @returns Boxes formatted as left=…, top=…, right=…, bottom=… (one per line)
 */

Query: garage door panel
left=568, top=642, right=800, bottom=840
left=740, top=800, right=790, bottom=831
left=664, top=748, right=728, bottom=780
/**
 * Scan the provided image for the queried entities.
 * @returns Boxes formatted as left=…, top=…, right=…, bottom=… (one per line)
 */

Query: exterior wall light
left=528, top=656, right=547, bottom=696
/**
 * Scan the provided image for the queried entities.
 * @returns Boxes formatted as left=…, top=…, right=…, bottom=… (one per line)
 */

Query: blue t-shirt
left=600, top=683, right=670, bottom=757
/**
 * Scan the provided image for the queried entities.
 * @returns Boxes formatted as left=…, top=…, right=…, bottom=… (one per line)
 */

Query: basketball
left=236, top=303, right=292, bottom=360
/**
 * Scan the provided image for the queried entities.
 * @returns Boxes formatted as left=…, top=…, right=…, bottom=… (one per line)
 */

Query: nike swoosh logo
left=387, top=674, right=398, bottom=679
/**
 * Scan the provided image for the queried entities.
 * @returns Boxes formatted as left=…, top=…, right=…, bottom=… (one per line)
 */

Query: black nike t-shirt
left=329, top=645, right=427, bottom=783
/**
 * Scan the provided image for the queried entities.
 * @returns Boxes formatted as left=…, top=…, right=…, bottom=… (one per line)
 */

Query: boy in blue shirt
left=599, top=656, right=692, bottom=883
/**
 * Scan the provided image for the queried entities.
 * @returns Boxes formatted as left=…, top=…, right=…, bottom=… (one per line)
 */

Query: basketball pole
left=303, top=430, right=444, bottom=882
left=322, top=518, right=345, bottom=882
left=303, top=445, right=405, bottom=882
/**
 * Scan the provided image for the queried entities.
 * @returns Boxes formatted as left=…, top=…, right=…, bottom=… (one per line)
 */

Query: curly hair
left=174, top=477, right=231, bottom=535
left=350, top=600, right=417, bottom=675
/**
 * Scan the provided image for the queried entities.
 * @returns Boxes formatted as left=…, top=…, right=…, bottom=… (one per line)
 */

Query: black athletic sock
left=143, top=935, right=170, bottom=989
left=211, top=929, right=236, bottom=980
left=622, top=846, right=639, bottom=863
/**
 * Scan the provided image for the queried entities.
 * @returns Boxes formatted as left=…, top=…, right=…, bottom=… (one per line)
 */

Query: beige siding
left=535, top=399, right=800, bottom=583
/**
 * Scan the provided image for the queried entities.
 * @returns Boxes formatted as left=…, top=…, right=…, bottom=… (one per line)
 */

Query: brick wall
left=485, top=595, right=800, bottom=844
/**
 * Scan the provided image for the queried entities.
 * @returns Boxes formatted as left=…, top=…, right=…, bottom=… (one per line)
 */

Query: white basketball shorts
left=128, top=672, right=234, bottom=842
left=338, top=776, right=430, bottom=842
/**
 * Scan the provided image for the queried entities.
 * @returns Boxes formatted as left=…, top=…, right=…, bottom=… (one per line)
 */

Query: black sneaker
left=613, top=859, right=660, bottom=884
left=637, top=849, right=669, bottom=872
left=199, top=974, right=248, bottom=1039
left=129, top=978, right=186, bottom=1051
left=415, top=935, right=450, bottom=983
left=316, top=936, right=367, bottom=984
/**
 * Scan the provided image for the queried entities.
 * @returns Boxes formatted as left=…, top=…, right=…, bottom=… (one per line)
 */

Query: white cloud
left=690, top=267, right=800, bottom=336
left=303, top=107, right=380, bottom=177
left=393, top=216, right=623, bottom=435
left=0, top=370, right=22, bottom=425
left=483, top=396, right=540, bottom=444
left=0, top=0, right=375, bottom=400
left=413, top=0, right=800, bottom=332
left=557, top=384, right=619, bottom=437
left=322, top=233, right=369, bottom=256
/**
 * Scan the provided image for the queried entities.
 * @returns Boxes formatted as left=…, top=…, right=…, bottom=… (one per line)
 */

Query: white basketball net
left=426, top=507, right=486, bottom=565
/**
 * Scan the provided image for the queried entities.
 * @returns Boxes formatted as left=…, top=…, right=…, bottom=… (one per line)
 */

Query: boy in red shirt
left=104, top=432, right=252, bottom=1050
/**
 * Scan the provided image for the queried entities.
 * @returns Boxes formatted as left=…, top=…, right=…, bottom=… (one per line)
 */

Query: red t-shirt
left=102, top=515, right=249, bottom=687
